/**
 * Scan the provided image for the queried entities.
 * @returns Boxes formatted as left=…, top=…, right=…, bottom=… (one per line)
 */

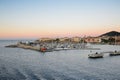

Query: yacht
left=109, top=51, right=120, bottom=56
left=88, top=52, right=103, bottom=58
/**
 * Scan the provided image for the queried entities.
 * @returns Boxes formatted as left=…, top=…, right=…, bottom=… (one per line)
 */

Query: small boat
left=88, top=52, right=103, bottom=58
left=63, top=47, right=71, bottom=50
left=54, top=47, right=63, bottom=51
left=109, top=51, right=120, bottom=56
left=40, top=47, right=47, bottom=52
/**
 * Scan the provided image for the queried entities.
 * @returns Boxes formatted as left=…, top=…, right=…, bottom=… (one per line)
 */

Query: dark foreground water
left=0, top=40, right=120, bottom=80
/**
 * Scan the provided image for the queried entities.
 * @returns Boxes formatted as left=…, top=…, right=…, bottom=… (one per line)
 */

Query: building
left=85, top=37, right=101, bottom=43
left=59, top=37, right=70, bottom=42
left=39, top=38, right=54, bottom=42
left=115, top=36, right=120, bottom=45
left=100, top=36, right=120, bottom=44
left=71, top=37, right=81, bottom=43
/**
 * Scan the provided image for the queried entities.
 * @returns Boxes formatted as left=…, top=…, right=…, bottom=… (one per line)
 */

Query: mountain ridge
left=99, top=31, right=120, bottom=37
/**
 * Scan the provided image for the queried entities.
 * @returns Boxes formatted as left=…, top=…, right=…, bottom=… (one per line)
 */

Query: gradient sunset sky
left=0, top=0, right=120, bottom=39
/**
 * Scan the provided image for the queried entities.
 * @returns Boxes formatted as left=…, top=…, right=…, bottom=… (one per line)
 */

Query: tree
left=108, top=37, right=115, bottom=44
left=101, top=39, right=108, bottom=43
left=55, top=38, right=60, bottom=43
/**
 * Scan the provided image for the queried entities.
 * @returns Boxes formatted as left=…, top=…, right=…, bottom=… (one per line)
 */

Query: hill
left=100, top=31, right=120, bottom=37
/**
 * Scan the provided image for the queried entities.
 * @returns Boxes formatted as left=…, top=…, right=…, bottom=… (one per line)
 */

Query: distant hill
left=100, top=31, right=120, bottom=37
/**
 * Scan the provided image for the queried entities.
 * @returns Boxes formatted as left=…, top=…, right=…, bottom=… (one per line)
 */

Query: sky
left=0, top=0, right=120, bottom=39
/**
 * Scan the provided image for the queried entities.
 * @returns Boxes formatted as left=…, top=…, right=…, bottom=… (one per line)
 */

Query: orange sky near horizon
left=0, top=25, right=119, bottom=39
left=0, top=0, right=120, bottom=39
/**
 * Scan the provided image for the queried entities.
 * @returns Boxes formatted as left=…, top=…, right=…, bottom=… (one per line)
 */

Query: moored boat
left=40, top=47, right=53, bottom=52
left=40, top=47, right=47, bottom=52
left=88, top=52, right=103, bottom=58
left=54, top=48, right=63, bottom=51
left=109, top=51, right=120, bottom=56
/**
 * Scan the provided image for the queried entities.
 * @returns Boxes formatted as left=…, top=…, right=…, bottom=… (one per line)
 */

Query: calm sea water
left=0, top=40, right=120, bottom=80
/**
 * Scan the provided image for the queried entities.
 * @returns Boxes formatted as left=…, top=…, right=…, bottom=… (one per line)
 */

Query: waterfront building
left=71, top=37, right=81, bottom=43
left=85, top=37, right=101, bottom=43
left=115, top=36, right=120, bottom=45
left=39, top=38, right=55, bottom=42
left=59, top=37, right=70, bottom=42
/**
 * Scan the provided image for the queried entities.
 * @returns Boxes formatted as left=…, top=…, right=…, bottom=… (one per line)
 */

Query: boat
left=40, top=47, right=47, bottom=52
left=41, top=47, right=54, bottom=52
left=88, top=52, right=103, bottom=58
left=63, top=47, right=71, bottom=50
left=54, top=47, right=63, bottom=51
left=109, top=51, right=120, bottom=56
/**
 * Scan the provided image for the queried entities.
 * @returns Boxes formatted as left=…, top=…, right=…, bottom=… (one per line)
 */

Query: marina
left=1, top=40, right=120, bottom=80
left=6, top=41, right=120, bottom=59
left=5, top=40, right=100, bottom=52
left=1, top=0, right=120, bottom=79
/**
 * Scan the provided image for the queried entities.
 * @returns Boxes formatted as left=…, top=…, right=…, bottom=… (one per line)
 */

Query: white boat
left=63, top=47, right=71, bottom=50
left=54, top=48, right=63, bottom=51
left=88, top=52, right=103, bottom=58
left=109, top=51, right=120, bottom=56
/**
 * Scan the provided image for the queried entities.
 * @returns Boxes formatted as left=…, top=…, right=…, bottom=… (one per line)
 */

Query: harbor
left=5, top=40, right=100, bottom=52
left=1, top=40, right=120, bottom=80
left=5, top=39, right=120, bottom=59
left=1, top=0, right=120, bottom=79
